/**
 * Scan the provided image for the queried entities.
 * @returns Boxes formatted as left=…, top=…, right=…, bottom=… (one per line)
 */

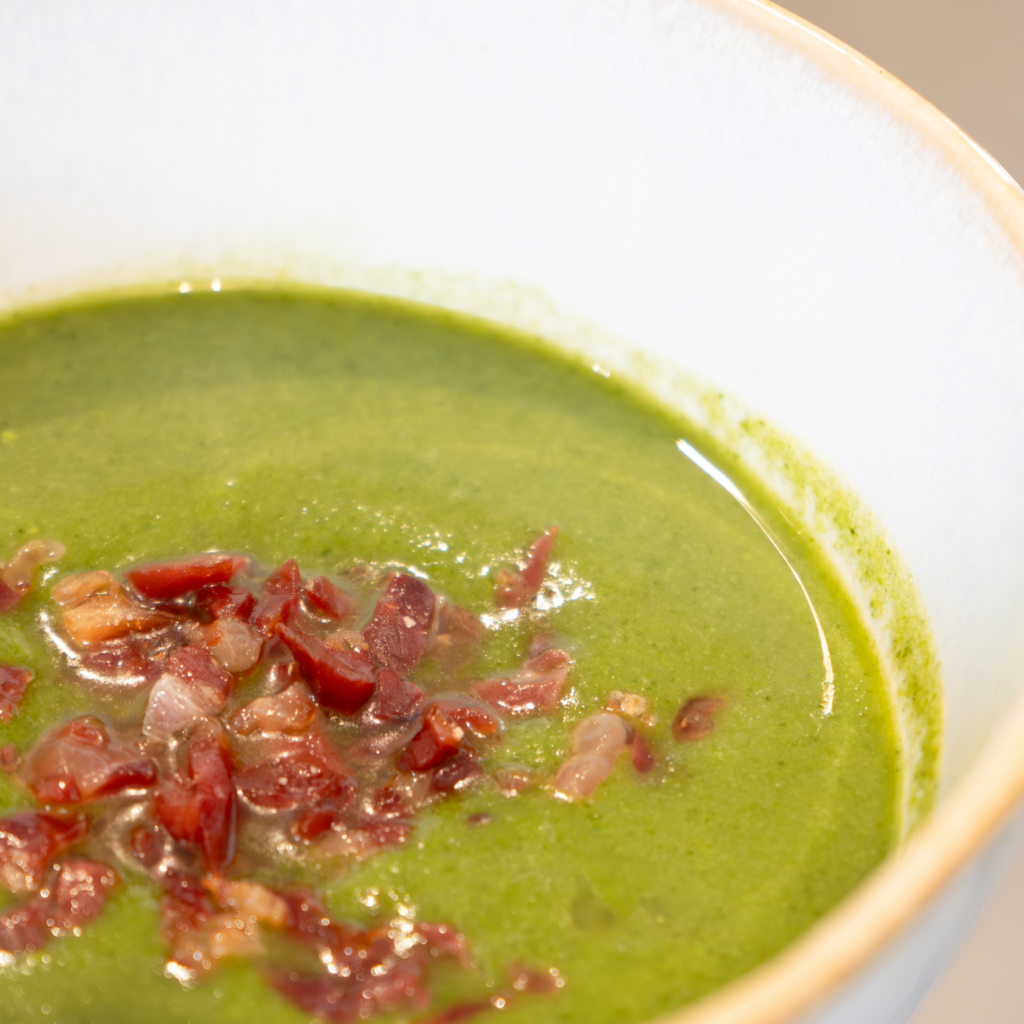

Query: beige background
left=778, top=1, right=1023, bottom=1021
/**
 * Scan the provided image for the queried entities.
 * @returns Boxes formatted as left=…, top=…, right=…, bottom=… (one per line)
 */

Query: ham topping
left=22, top=716, right=156, bottom=804
left=62, top=591, right=172, bottom=645
left=552, top=712, right=631, bottom=801
left=363, top=574, right=435, bottom=673
left=671, top=697, right=725, bottom=742
left=276, top=624, right=376, bottom=714
left=494, top=526, right=558, bottom=608
left=0, top=811, right=87, bottom=892
left=126, top=553, right=242, bottom=600
left=0, top=540, right=65, bottom=612
left=0, top=664, right=32, bottom=722
left=230, top=683, right=318, bottom=735
left=204, top=617, right=263, bottom=674
left=305, top=575, right=354, bottom=621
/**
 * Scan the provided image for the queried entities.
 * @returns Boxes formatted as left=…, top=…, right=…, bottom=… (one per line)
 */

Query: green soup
left=0, top=289, right=904, bottom=1024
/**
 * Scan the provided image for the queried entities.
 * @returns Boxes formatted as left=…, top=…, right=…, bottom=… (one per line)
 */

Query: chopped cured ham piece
left=126, top=553, right=242, bottom=600
left=1, top=540, right=65, bottom=602
left=0, top=664, right=32, bottom=722
left=0, top=578, right=21, bottom=615
left=431, top=700, right=501, bottom=738
left=632, top=731, right=655, bottom=774
left=79, top=641, right=159, bottom=684
left=143, top=673, right=218, bottom=740
left=415, top=921, right=473, bottom=966
left=0, top=811, right=87, bottom=892
left=363, top=574, right=435, bottom=673
left=314, top=819, right=412, bottom=859
left=367, top=668, right=424, bottom=722
left=165, top=645, right=234, bottom=704
left=235, top=733, right=357, bottom=813
left=230, top=683, right=317, bottom=735
left=396, top=704, right=464, bottom=772
left=49, top=858, right=118, bottom=934
left=276, top=625, right=376, bottom=714
left=552, top=712, right=630, bottom=801
left=0, top=899, right=49, bottom=952
left=517, top=647, right=572, bottom=678
left=51, top=570, right=119, bottom=608
left=494, top=526, right=558, bottom=608
left=205, top=617, right=263, bottom=674
left=471, top=673, right=566, bottom=716
left=189, top=728, right=236, bottom=872
left=430, top=748, right=481, bottom=793
left=62, top=591, right=172, bottom=645
left=250, top=559, right=304, bottom=636
left=155, top=780, right=202, bottom=845
left=23, top=716, right=156, bottom=804
left=196, top=583, right=256, bottom=621
left=671, top=697, right=725, bottom=742
left=305, top=575, right=354, bottom=621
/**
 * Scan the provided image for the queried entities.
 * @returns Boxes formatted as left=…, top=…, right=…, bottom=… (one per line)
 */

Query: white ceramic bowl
left=3, top=2, right=1024, bottom=1022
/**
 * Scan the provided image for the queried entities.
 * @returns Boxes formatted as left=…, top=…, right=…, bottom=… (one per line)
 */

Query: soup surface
left=0, top=290, right=901, bottom=1024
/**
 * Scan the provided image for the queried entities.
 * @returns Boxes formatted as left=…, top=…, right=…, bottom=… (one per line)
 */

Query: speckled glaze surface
left=2, top=2, right=1024, bottom=1022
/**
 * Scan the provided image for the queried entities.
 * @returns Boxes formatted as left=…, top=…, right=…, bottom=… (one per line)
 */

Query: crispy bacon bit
left=126, top=553, right=241, bottom=600
left=363, top=574, right=435, bottom=673
left=397, top=705, right=464, bottom=772
left=2, top=539, right=65, bottom=596
left=276, top=625, right=376, bottom=714
left=188, top=728, right=236, bottom=872
left=494, top=526, right=558, bottom=608
left=632, top=731, right=655, bottom=774
left=165, top=645, right=234, bottom=704
left=671, top=697, right=725, bottom=742
left=230, top=684, right=317, bottom=735
left=22, top=716, right=156, bottom=804
left=204, top=877, right=289, bottom=927
left=367, top=669, right=424, bottom=722
left=196, top=583, right=256, bottom=621
left=204, top=617, right=264, bottom=674
left=0, top=899, right=49, bottom=952
left=49, top=858, right=118, bottom=933
left=510, top=963, right=565, bottom=993
left=235, top=733, right=357, bottom=813
left=62, top=591, right=172, bottom=645
left=552, top=712, right=630, bottom=801
left=0, top=664, right=32, bottom=722
left=0, top=811, right=87, bottom=892
left=52, top=570, right=119, bottom=608
left=471, top=674, right=566, bottom=716
left=305, top=576, right=354, bottom=621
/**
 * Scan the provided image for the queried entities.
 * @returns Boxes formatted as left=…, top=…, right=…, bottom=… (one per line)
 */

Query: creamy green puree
left=0, top=290, right=900, bottom=1024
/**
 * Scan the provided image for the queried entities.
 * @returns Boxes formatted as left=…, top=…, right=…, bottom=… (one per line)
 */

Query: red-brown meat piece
left=189, top=730, right=236, bottom=872
left=305, top=576, right=354, bottom=621
left=235, top=733, right=357, bottom=813
left=0, top=664, right=32, bottom=722
left=22, top=717, right=156, bottom=804
left=251, top=559, right=304, bottom=635
left=494, top=526, right=558, bottom=608
left=471, top=675, right=565, bottom=716
left=126, top=554, right=241, bottom=600
left=368, top=669, right=424, bottom=721
left=196, top=583, right=256, bottom=621
left=397, top=705, right=464, bottom=772
left=276, top=625, right=376, bottom=714
left=671, top=697, right=725, bottom=742
left=363, top=574, right=435, bottom=673
left=0, top=811, right=87, bottom=892
left=165, top=645, right=234, bottom=704
left=49, top=859, right=118, bottom=933
left=0, top=899, right=49, bottom=952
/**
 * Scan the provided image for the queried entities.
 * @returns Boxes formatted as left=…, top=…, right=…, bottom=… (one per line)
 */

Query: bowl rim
left=658, top=2, right=1024, bottom=1022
